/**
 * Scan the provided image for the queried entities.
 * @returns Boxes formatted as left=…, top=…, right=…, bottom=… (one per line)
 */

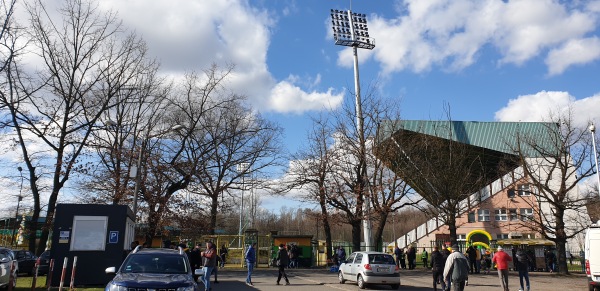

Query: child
left=482, top=253, right=492, bottom=274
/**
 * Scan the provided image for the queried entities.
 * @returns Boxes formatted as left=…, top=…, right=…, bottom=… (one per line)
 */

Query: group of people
left=188, top=242, right=229, bottom=291
left=398, top=244, right=532, bottom=291
left=392, top=245, right=424, bottom=269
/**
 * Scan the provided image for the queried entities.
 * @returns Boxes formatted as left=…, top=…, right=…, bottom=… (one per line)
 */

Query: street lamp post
left=237, top=162, right=249, bottom=247
left=130, top=124, right=185, bottom=232
left=330, top=8, right=376, bottom=251
left=11, top=167, right=24, bottom=247
left=589, top=123, right=600, bottom=197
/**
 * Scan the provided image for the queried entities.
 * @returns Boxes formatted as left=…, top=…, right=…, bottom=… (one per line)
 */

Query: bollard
left=69, top=256, right=78, bottom=291
left=7, top=260, right=15, bottom=291
left=46, top=259, right=55, bottom=291
left=59, top=257, right=69, bottom=291
left=32, top=258, right=40, bottom=291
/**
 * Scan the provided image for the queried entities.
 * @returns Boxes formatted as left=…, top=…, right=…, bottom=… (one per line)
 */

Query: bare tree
left=509, top=111, right=594, bottom=274
left=322, top=88, right=416, bottom=252
left=1, top=0, right=152, bottom=254
left=286, top=114, right=336, bottom=260
left=191, top=95, right=283, bottom=235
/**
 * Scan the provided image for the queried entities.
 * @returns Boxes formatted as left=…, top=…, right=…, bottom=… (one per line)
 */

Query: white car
left=0, top=248, right=17, bottom=290
left=338, top=251, right=400, bottom=289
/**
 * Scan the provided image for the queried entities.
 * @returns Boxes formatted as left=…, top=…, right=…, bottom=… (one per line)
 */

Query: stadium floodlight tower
left=330, top=8, right=376, bottom=251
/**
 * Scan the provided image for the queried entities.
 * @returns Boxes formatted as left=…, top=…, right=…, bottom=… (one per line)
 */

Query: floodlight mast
left=331, top=9, right=376, bottom=251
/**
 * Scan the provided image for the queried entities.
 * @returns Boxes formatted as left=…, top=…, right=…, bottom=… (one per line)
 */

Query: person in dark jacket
left=394, top=246, right=402, bottom=267
left=407, top=245, right=417, bottom=269
left=245, top=243, right=256, bottom=286
left=515, top=249, right=531, bottom=291
left=430, top=246, right=447, bottom=291
left=189, top=244, right=202, bottom=281
left=276, top=243, right=291, bottom=285
left=466, top=246, right=477, bottom=274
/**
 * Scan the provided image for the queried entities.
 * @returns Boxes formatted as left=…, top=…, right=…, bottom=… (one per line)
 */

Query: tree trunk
left=316, top=192, right=333, bottom=260
left=374, top=212, right=388, bottom=252
left=447, top=216, right=458, bottom=247
left=209, top=193, right=218, bottom=235
left=351, top=219, right=362, bottom=252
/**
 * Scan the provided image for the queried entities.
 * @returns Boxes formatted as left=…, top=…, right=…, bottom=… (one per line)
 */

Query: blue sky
left=3, top=0, right=600, bottom=213
left=93, top=0, right=600, bottom=155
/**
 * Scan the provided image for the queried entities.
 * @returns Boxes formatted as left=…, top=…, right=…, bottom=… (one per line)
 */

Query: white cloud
left=546, top=37, right=600, bottom=75
left=94, top=0, right=335, bottom=115
left=494, top=90, right=600, bottom=127
left=268, top=78, right=344, bottom=114
left=356, top=0, right=600, bottom=75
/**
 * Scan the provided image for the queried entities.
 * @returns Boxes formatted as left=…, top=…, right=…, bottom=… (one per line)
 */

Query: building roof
left=378, top=120, right=558, bottom=157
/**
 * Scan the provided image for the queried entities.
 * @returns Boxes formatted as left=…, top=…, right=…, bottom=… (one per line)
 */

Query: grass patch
left=15, top=276, right=104, bottom=291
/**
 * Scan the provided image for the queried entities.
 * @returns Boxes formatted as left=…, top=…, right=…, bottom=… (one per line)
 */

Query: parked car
left=14, top=250, right=37, bottom=275
left=37, top=250, right=51, bottom=275
left=0, top=247, right=18, bottom=290
left=338, top=251, right=400, bottom=289
left=105, top=247, right=200, bottom=291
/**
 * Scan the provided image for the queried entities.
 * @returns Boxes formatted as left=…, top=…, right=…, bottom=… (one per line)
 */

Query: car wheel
left=338, top=271, right=346, bottom=284
left=390, top=283, right=400, bottom=289
left=357, top=274, right=366, bottom=289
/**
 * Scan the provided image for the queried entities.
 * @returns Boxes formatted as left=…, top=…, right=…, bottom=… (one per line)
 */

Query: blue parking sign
left=109, top=231, right=119, bottom=244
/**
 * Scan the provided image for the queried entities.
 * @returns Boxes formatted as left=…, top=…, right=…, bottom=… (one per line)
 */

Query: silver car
left=338, top=251, right=400, bottom=289
left=0, top=248, right=17, bottom=290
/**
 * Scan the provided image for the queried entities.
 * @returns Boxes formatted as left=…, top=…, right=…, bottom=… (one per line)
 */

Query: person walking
left=335, top=246, right=346, bottom=266
left=443, top=245, right=469, bottom=291
left=492, top=246, right=513, bottom=291
left=219, top=244, right=228, bottom=268
left=421, top=248, right=429, bottom=268
left=430, top=246, right=447, bottom=291
left=394, top=246, right=402, bottom=268
left=275, top=244, right=291, bottom=285
left=466, top=245, right=477, bottom=274
left=210, top=244, right=220, bottom=284
left=515, top=248, right=531, bottom=291
left=201, top=242, right=217, bottom=291
left=245, top=243, right=257, bottom=286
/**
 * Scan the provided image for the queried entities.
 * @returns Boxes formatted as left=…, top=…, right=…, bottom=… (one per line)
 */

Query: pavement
left=199, top=267, right=588, bottom=290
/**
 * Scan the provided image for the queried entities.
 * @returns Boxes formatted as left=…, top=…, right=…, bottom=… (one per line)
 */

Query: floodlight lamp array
left=330, top=9, right=375, bottom=49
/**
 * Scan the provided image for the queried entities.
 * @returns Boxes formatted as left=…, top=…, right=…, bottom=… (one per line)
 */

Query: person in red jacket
left=492, top=246, right=513, bottom=291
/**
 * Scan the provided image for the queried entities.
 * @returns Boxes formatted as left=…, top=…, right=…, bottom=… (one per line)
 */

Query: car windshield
left=121, top=254, right=188, bottom=274
left=368, top=254, right=395, bottom=265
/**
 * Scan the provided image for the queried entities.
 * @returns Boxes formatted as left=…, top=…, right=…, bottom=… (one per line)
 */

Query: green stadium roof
left=378, top=120, right=558, bottom=157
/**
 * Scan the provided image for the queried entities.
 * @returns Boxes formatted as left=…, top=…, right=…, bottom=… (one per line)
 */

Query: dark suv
left=14, top=250, right=37, bottom=275
left=105, top=247, right=198, bottom=291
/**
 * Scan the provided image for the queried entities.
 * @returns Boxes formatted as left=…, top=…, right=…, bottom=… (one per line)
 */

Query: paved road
left=201, top=268, right=587, bottom=291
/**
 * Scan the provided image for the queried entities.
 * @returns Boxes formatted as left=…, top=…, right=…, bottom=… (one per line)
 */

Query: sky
left=89, top=0, right=600, bottom=149
left=4, top=0, right=600, bottom=213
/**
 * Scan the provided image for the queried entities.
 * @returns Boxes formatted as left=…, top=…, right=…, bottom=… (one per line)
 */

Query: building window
left=507, top=189, right=515, bottom=198
left=523, top=233, right=536, bottom=239
left=518, top=184, right=531, bottom=196
left=478, top=209, right=490, bottom=222
left=496, top=234, right=509, bottom=239
left=495, top=209, right=508, bottom=221
left=457, top=234, right=466, bottom=241
left=468, top=212, right=475, bottom=223
left=509, top=209, right=518, bottom=221
left=520, top=208, right=533, bottom=221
